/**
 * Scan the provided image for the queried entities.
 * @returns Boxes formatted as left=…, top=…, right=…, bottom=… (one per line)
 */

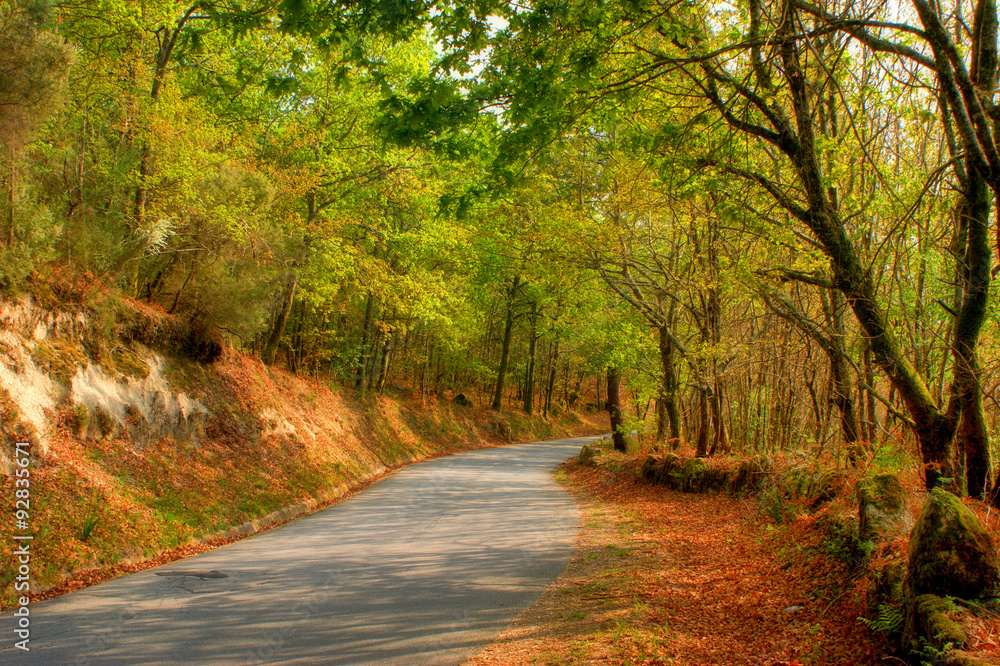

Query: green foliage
left=869, top=446, right=913, bottom=474
left=77, top=502, right=104, bottom=542
left=860, top=603, right=904, bottom=636
left=2, top=0, right=998, bottom=508
left=0, top=242, right=35, bottom=290
left=760, top=486, right=798, bottom=525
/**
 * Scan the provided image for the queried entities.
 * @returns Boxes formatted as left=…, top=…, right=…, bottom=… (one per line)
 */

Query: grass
left=77, top=504, right=104, bottom=542
left=31, top=336, right=87, bottom=384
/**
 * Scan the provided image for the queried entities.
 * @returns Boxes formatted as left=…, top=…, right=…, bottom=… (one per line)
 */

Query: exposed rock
left=857, top=474, right=908, bottom=543
left=0, top=329, right=56, bottom=455
left=486, top=414, right=512, bottom=442
left=579, top=444, right=598, bottom=466
left=908, top=488, right=999, bottom=599
left=71, top=358, right=210, bottom=446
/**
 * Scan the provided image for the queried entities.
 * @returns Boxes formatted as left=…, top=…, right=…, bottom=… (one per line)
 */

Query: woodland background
left=3, top=0, right=1000, bottom=502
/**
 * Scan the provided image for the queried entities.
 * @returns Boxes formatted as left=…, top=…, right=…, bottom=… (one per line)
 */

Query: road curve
left=2, top=435, right=603, bottom=665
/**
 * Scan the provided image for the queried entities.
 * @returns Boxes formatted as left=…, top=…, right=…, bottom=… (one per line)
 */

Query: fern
left=860, top=603, right=904, bottom=635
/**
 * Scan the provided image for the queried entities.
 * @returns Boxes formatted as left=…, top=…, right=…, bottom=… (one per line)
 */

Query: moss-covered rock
left=579, top=444, right=598, bottom=466
left=680, top=457, right=707, bottom=492
left=857, top=474, right=908, bottom=543
left=866, top=561, right=906, bottom=643
left=905, top=594, right=965, bottom=652
left=645, top=453, right=682, bottom=487
left=942, top=650, right=997, bottom=666
left=702, top=465, right=733, bottom=492
left=868, top=561, right=906, bottom=612
left=782, top=466, right=811, bottom=498
left=641, top=454, right=658, bottom=479
left=808, top=470, right=847, bottom=507
left=729, top=456, right=773, bottom=495
left=908, top=489, right=999, bottom=599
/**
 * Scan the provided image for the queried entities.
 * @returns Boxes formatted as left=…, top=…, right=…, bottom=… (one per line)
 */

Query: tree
left=0, top=1, right=73, bottom=246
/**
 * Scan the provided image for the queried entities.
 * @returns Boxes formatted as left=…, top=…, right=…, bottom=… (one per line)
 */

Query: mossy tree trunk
left=705, top=2, right=972, bottom=487
left=607, top=366, right=626, bottom=452
left=950, top=0, right=996, bottom=499
left=657, top=323, right=682, bottom=447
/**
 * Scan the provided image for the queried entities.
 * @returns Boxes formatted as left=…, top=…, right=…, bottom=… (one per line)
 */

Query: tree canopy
left=6, top=0, right=1000, bottom=502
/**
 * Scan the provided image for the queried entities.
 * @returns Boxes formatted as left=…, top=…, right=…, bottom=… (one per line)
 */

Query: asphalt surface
left=1, top=435, right=603, bottom=665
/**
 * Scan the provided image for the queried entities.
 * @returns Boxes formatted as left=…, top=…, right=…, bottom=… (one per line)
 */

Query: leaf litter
left=465, top=460, right=877, bottom=666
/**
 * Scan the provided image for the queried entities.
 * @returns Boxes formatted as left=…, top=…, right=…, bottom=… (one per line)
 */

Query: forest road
left=1, top=434, right=604, bottom=665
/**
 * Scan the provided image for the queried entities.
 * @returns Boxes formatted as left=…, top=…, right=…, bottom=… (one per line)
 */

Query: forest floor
left=465, top=457, right=880, bottom=666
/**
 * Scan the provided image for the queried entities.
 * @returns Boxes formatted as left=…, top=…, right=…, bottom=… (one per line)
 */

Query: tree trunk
left=951, top=0, right=996, bottom=498
left=262, top=276, right=297, bottom=365
left=706, top=212, right=727, bottom=456
left=777, top=12, right=957, bottom=487
left=374, top=333, right=391, bottom=393
left=523, top=302, right=539, bottom=414
left=355, top=291, right=376, bottom=391
left=709, top=385, right=728, bottom=456
left=492, top=276, right=520, bottom=410
left=544, top=339, right=559, bottom=418
left=954, top=170, right=993, bottom=498
left=5, top=144, right=14, bottom=245
left=657, top=324, right=682, bottom=447
left=607, top=366, right=626, bottom=452
left=695, top=384, right=709, bottom=457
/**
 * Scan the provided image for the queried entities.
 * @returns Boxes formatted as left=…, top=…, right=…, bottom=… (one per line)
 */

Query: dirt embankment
left=0, top=294, right=603, bottom=607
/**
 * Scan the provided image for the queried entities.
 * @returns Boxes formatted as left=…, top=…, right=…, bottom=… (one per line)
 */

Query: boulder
left=807, top=470, right=847, bottom=508
left=857, top=474, right=908, bottom=543
left=579, top=444, right=598, bottom=466
left=942, top=651, right=997, bottom=666
left=486, top=415, right=512, bottom=442
left=908, top=488, right=999, bottom=599
left=905, top=593, right=965, bottom=652
left=453, top=393, right=474, bottom=407
left=729, top=456, right=773, bottom=495
left=680, top=457, right=707, bottom=492
left=654, top=454, right=682, bottom=487
left=641, top=455, right=658, bottom=479
left=867, top=561, right=906, bottom=628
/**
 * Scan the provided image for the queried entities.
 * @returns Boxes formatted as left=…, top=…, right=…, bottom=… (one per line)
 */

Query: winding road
left=2, top=435, right=601, bottom=665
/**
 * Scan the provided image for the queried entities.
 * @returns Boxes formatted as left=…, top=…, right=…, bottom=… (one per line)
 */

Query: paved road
left=1, top=435, right=602, bottom=665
